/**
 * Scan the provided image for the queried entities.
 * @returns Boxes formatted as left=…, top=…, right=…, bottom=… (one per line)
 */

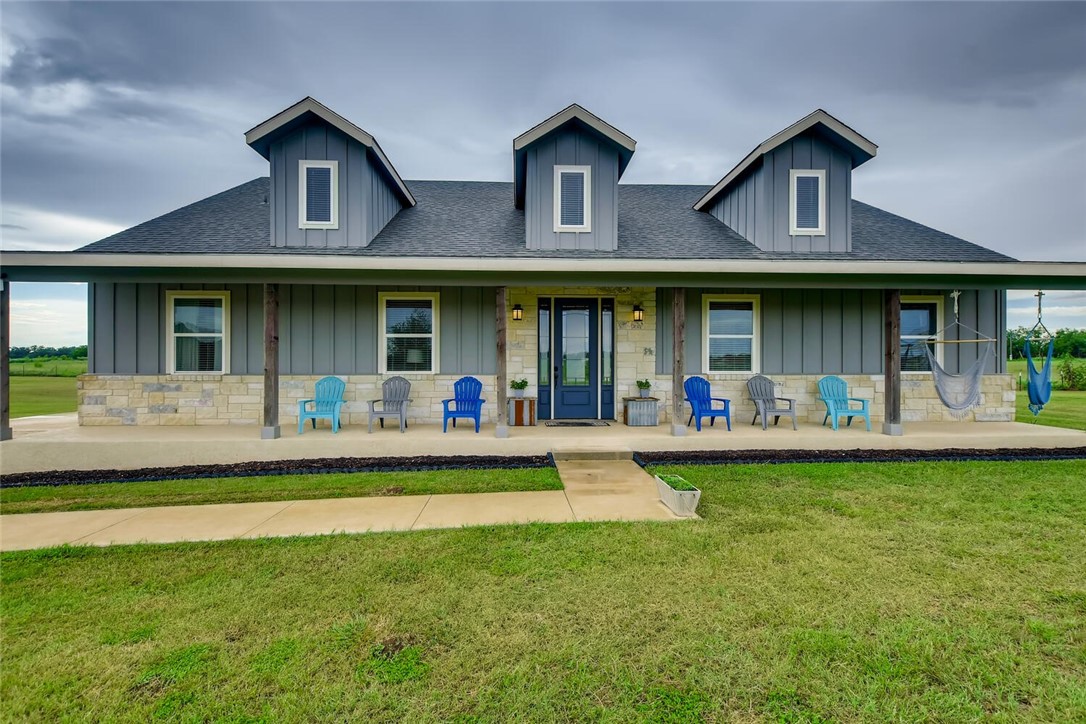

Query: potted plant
left=510, top=378, right=529, bottom=398
left=654, top=473, right=701, bottom=517
left=636, top=379, right=652, bottom=398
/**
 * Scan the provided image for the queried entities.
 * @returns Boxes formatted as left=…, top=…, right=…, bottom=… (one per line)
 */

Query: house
left=2, top=98, right=1083, bottom=441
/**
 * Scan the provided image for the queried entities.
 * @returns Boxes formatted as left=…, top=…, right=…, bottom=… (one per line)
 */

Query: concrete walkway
left=0, top=459, right=682, bottom=552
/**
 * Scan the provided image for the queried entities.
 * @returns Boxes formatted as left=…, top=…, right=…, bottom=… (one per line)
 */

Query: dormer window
left=789, top=169, right=825, bottom=235
left=553, top=165, right=591, bottom=232
left=299, top=160, right=338, bottom=229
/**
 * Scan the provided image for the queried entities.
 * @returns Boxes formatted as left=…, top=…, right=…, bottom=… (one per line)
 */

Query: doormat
left=545, top=421, right=610, bottom=427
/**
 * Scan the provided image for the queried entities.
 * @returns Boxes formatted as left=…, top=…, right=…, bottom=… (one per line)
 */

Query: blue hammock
left=1025, top=339, right=1054, bottom=416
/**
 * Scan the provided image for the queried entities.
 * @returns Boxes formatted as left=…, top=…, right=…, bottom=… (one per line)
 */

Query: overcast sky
left=2, top=1, right=1084, bottom=345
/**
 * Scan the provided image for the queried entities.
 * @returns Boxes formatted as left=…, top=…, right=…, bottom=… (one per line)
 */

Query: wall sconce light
left=512, top=304, right=524, bottom=321
left=632, top=305, right=644, bottom=322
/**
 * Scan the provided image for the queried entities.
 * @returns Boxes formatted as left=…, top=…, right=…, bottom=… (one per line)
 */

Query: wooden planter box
left=507, top=397, right=537, bottom=426
left=622, top=397, right=659, bottom=426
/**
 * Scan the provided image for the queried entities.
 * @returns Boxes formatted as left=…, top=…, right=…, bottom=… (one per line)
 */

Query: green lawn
left=8, top=376, right=78, bottom=418
left=1, top=468, right=564, bottom=514
left=4, top=460, right=1085, bottom=721
left=1006, top=358, right=1086, bottom=431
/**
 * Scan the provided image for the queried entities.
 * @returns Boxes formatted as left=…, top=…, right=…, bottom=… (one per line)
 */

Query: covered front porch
left=2, top=413, right=1081, bottom=475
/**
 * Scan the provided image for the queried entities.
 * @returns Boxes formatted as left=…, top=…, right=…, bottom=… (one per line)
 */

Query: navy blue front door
left=554, top=298, right=598, bottom=419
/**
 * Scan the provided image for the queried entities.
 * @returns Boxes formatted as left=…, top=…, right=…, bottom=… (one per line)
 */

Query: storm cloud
left=2, top=2, right=1084, bottom=342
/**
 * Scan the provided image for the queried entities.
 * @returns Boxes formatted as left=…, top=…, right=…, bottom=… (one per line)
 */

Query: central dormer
left=514, top=104, right=636, bottom=252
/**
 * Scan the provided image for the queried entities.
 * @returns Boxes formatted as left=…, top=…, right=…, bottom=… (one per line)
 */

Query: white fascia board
left=514, top=104, right=636, bottom=152
left=693, top=109, right=878, bottom=212
left=5, top=252, right=1085, bottom=282
left=245, top=97, right=416, bottom=207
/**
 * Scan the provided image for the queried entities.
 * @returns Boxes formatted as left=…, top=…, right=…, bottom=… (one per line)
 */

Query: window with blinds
left=553, top=166, right=591, bottom=231
left=789, top=169, right=825, bottom=235
left=704, top=296, right=759, bottom=373
left=380, top=294, right=439, bottom=373
left=167, top=292, right=229, bottom=374
left=299, top=160, right=338, bottom=228
left=901, top=298, right=943, bottom=372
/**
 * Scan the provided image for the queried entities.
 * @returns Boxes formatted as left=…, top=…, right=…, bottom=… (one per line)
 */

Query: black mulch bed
left=0, top=455, right=555, bottom=489
left=635, top=447, right=1086, bottom=467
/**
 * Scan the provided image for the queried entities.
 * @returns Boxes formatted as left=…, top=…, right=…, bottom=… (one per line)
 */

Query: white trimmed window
left=703, top=295, right=760, bottom=373
left=166, top=291, right=230, bottom=374
left=379, top=292, right=439, bottom=373
left=553, top=165, right=591, bottom=232
left=789, top=169, right=826, bottom=235
left=299, top=160, right=338, bottom=229
left=901, top=295, right=944, bottom=373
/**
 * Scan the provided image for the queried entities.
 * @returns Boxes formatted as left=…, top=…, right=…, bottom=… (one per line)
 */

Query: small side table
left=622, top=396, right=660, bottom=426
left=508, top=396, right=537, bottom=426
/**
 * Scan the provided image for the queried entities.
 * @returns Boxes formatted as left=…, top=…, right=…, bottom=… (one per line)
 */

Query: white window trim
left=789, top=169, right=826, bottom=236
left=299, top=160, right=339, bottom=229
left=901, top=295, right=944, bottom=374
left=553, top=165, right=592, bottom=233
left=702, top=294, right=760, bottom=374
left=165, top=290, right=230, bottom=375
left=378, top=291, right=440, bottom=375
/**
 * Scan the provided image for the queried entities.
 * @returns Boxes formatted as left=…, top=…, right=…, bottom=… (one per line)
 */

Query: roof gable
left=513, top=103, right=636, bottom=209
left=693, top=109, right=877, bottom=211
left=245, top=97, right=416, bottom=207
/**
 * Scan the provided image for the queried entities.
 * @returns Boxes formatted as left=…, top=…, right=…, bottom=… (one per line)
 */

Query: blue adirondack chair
left=297, top=376, right=346, bottom=434
left=683, top=376, right=731, bottom=432
left=442, top=376, right=486, bottom=433
left=817, top=375, right=871, bottom=431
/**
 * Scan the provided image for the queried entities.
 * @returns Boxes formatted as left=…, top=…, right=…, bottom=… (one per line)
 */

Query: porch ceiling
left=2, top=252, right=1085, bottom=290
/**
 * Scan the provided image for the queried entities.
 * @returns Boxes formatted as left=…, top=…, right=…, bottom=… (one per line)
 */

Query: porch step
left=550, top=449, right=633, bottom=461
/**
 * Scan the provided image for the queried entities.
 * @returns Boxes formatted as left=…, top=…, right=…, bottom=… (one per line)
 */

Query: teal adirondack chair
left=817, top=375, right=871, bottom=431
left=298, top=376, right=346, bottom=434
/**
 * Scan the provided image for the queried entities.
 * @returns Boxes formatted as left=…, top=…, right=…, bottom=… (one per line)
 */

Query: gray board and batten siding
left=269, top=119, right=404, bottom=249
left=655, top=288, right=1006, bottom=376
left=708, top=130, right=853, bottom=253
left=89, top=283, right=496, bottom=376
left=524, top=126, right=620, bottom=252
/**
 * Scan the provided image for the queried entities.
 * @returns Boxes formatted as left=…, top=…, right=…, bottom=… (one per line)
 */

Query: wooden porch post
left=883, top=288, right=903, bottom=435
left=494, top=286, right=509, bottom=438
left=261, top=282, right=280, bottom=440
left=1, top=276, right=11, bottom=441
left=671, top=287, right=686, bottom=436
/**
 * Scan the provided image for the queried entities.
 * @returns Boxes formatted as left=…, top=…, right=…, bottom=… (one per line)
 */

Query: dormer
left=246, top=97, right=415, bottom=249
left=514, top=104, right=636, bottom=252
left=694, top=110, right=877, bottom=253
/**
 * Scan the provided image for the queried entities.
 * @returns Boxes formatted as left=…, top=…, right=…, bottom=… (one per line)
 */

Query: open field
left=0, top=468, right=564, bottom=514
left=3, top=460, right=1084, bottom=721
left=9, top=357, right=87, bottom=377
left=8, top=377, right=78, bottom=418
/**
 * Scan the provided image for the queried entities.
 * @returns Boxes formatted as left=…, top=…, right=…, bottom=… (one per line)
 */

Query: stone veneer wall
left=78, top=374, right=499, bottom=426
left=77, top=284, right=1014, bottom=427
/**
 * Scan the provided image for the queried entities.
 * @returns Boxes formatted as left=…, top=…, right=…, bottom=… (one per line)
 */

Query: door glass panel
left=601, top=305, right=613, bottom=386
left=562, top=308, right=590, bottom=386
left=539, top=303, right=550, bottom=386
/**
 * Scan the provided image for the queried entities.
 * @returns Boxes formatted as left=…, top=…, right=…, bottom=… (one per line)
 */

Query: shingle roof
left=79, top=177, right=1015, bottom=262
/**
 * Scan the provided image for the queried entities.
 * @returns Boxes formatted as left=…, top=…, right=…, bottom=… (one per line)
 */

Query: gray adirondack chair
left=746, top=375, right=798, bottom=430
left=368, top=376, right=412, bottom=433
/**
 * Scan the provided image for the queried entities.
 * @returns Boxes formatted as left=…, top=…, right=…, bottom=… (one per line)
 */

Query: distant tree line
left=9, top=345, right=88, bottom=360
left=1006, top=328, right=1086, bottom=360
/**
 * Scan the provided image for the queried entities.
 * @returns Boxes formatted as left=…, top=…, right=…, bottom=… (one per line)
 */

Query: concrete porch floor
left=1, top=413, right=1082, bottom=474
